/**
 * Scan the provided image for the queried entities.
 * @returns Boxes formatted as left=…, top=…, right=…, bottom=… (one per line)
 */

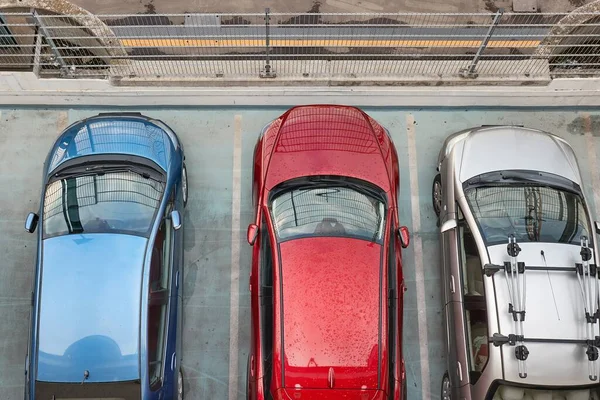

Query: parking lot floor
left=2, top=106, right=600, bottom=400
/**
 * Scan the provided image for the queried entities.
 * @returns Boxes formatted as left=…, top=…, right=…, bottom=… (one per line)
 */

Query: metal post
left=31, top=10, right=69, bottom=77
left=260, top=7, right=276, bottom=78
left=32, top=32, right=42, bottom=77
left=460, top=8, right=504, bottom=79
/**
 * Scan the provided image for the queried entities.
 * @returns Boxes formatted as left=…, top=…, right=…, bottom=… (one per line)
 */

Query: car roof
left=36, top=233, right=147, bottom=383
left=278, top=236, right=382, bottom=390
left=47, top=114, right=176, bottom=174
left=261, top=105, right=394, bottom=192
left=455, top=126, right=581, bottom=184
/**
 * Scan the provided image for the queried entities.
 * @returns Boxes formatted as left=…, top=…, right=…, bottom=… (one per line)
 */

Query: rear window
left=43, top=170, right=164, bottom=238
left=270, top=185, right=386, bottom=243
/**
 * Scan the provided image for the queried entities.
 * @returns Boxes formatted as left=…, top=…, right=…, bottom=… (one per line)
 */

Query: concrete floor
left=1, top=106, right=600, bottom=400
left=64, top=0, right=595, bottom=15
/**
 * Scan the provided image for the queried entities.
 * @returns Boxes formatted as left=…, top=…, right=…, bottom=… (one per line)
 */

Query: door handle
left=176, top=270, right=179, bottom=289
left=450, top=275, right=456, bottom=294
left=457, top=361, right=463, bottom=382
left=171, top=352, right=176, bottom=371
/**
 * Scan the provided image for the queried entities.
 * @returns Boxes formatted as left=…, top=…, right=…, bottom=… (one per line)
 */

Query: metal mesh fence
left=1, top=10, right=599, bottom=82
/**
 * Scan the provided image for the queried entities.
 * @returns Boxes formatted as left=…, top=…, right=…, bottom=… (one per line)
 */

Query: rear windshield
left=43, top=170, right=164, bottom=238
left=465, top=185, right=591, bottom=246
left=270, top=184, right=386, bottom=243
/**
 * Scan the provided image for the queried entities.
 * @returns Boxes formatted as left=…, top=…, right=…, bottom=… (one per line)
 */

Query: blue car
left=24, top=113, right=187, bottom=400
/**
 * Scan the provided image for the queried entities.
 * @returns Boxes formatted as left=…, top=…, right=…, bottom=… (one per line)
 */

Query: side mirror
left=247, top=224, right=259, bottom=246
left=398, top=226, right=410, bottom=248
left=595, top=221, right=600, bottom=235
left=171, top=210, right=182, bottom=231
left=25, top=213, right=39, bottom=233
left=440, top=218, right=457, bottom=233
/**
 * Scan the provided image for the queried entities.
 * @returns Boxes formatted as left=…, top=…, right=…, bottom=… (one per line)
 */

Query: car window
left=270, top=186, right=385, bottom=243
left=260, top=214, right=274, bottom=396
left=147, top=201, right=173, bottom=389
left=457, top=208, right=488, bottom=382
left=387, top=222, right=397, bottom=393
left=465, top=185, right=590, bottom=246
left=43, top=171, right=165, bottom=238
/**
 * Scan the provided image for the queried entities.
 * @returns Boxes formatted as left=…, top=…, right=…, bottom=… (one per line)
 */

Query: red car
left=246, top=105, right=410, bottom=400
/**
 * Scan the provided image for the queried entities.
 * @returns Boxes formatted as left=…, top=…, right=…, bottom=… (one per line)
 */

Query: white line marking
left=583, top=113, right=600, bottom=214
left=228, top=115, right=243, bottom=400
left=406, top=113, right=431, bottom=400
left=57, top=111, right=68, bottom=132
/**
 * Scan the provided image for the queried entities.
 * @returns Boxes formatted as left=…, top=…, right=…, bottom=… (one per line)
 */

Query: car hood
left=37, top=233, right=147, bottom=383
left=263, top=105, right=392, bottom=192
left=456, top=127, right=581, bottom=184
left=279, top=237, right=382, bottom=390
left=47, top=117, right=174, bottom=173
left=488, top=242, right=597, bottom=385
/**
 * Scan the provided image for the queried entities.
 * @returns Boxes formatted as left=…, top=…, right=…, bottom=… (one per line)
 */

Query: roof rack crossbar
left=491, top=333, right=600, bottom=347
left=484, top=263, right=586, bottom=276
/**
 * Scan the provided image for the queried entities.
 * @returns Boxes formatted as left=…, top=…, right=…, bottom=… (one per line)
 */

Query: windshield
left=465, top=185, right=590, bottom=246
left=43, top=170, right=165, bottom=238
left=270, top=184, right=386, bottom=243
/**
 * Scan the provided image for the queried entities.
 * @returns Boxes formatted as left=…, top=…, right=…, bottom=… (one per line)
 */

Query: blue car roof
left=37, top=233, right=147, bottom=383
left=47, top=116, right=175, bottom=173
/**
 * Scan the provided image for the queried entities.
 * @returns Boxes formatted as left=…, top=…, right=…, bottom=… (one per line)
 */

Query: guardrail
left=0, top=10, right=599, bottom=84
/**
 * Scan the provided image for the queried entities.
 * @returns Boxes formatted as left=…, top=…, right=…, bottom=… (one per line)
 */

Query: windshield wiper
left=54, top=165, right=157, bottom=180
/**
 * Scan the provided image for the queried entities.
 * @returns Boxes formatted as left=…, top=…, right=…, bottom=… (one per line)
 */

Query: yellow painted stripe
left=120, top=38, right=541, bottom=48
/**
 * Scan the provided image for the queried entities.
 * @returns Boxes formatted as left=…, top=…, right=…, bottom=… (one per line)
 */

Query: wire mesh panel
left=1, top=10, right=600, bottom=82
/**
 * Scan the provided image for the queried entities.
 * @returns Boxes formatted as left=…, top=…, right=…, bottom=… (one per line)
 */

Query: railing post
left=31, top=9, right=70, bottom=77
left=460, top=8, right=504, bottom=79
left=260, top=7, right=276, bottom=78
left=32, top=32, right=42, bottom=77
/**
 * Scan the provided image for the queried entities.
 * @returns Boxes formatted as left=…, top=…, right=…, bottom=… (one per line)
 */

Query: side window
left=259, top=215, right=274, bottom=396
left=457, top=207, right=488, bottom=382
left=148, top=202, right=173, bottom=389
left=387, top=223, right=397, bottom=393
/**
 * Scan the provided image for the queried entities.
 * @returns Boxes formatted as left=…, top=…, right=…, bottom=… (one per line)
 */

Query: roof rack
left=485, top=236, right=600, bottom=381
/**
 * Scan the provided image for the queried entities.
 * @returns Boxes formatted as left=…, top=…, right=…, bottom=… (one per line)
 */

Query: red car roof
left=262, top=105, right=393, bottom=192
left=279, top=237, right=382, bottom=391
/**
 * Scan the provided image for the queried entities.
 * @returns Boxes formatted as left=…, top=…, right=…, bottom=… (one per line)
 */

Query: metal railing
left=1, top=10, right=600, bottom=83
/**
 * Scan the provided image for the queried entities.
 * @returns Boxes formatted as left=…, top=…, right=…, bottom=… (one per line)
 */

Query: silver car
left=433, top=126, right=600, bottom=400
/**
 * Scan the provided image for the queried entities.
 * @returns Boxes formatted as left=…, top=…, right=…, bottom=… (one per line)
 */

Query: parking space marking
left=57, top=110, right=68, bottom=132
left=228, top=115, right=243, bottom=400
left=406, top=113, right=431, bottom=400
left=583, top=113, right=600, bottom=214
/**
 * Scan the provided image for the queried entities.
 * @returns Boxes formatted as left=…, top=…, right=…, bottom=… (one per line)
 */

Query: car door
left=388, top=214, right=405, bottom=399
left=170, top=186, right=184, bottom=398
left=148, top=198, right=176, bottom=397
left=442, top=206, right=470, bottom=394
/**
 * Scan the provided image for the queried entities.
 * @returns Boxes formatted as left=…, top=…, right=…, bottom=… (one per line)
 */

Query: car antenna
left=81, top=369, right=89, bottom=384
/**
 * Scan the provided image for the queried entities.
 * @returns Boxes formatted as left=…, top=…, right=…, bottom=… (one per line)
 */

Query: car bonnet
left=457, top=127, right=581, bottom=185
left=47, top=117, right=174, bottom=174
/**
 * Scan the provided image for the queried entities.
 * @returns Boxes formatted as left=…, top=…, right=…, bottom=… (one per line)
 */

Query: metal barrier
left=1, top=10, right=599, bottom=83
